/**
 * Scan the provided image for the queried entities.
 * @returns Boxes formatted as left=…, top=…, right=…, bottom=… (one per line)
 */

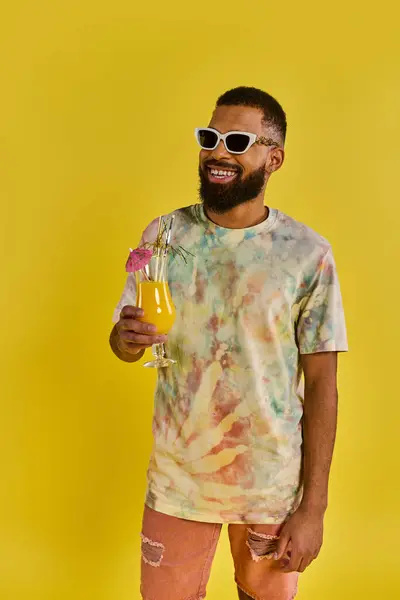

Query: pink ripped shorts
left=140, top=505, right=298, bottom=600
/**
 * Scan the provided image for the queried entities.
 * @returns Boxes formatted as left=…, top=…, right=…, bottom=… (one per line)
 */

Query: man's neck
left=204, top=197, right=269, bottom=230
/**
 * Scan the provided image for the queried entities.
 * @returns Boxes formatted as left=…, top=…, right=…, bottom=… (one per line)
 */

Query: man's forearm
left=109, top=325, right=145, bottom=363
left=301, top=378, right=338, bottom=513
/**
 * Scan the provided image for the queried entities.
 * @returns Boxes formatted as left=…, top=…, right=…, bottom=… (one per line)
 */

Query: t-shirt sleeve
left=111, top=216, right=161, bottom=324
left=112, top=272, right=137, bottom=324
left=296, top=247, right=348, bottom=354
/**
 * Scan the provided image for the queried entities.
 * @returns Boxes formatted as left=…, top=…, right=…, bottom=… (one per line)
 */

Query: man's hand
left=274, top=504, right=324, bottom=573
left=115, top=306, right=167, bottom=355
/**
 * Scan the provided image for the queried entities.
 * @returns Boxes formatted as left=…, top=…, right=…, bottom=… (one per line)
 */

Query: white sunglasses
left=195, top=127, right=279, bottom=155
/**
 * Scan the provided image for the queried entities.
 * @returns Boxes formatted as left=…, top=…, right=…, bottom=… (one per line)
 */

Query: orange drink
left=136, top=281, right=176, bottom=335
left=131, top=215, right=178, bottom=368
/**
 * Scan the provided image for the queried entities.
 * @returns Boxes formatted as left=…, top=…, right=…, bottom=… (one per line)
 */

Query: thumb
left=275, top=527, right=290, bottom=560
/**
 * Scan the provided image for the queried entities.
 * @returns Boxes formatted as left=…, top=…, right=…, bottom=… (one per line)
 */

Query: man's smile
left=205, top=164, right=239, bottom=184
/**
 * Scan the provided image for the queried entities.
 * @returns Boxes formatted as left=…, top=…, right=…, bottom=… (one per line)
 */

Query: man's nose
left=209, top=139, right=232, bottom=161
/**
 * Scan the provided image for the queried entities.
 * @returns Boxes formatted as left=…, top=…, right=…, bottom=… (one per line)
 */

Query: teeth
left=210, top=169, right=236, bottom=177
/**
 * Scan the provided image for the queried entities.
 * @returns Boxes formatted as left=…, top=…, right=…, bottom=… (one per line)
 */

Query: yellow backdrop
left=1, top=1, right=399, bottom=599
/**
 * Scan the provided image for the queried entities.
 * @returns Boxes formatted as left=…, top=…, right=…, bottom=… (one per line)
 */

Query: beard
left=199, top=162, right=267, bottom=215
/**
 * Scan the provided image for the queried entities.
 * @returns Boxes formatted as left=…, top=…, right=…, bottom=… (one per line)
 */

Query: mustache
left=202, top=159, right=243, bottom=175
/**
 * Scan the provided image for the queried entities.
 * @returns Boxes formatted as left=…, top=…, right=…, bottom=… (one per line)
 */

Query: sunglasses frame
left=195, top=127, right=280, bottom=155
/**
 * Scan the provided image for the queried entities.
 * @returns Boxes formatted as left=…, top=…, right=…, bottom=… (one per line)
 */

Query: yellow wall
left=1, top=1, right=399, bottom=599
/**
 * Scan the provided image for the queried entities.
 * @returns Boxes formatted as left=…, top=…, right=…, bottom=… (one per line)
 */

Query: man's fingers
left=115, top=306, right=168, bottom=356
left=275, top=530, right=290, bottom=560
left=121, top=341, right=150, bottom=354
left=297, top=556, right=312, bottom=573
left=282, top=548, right=303, bottom=573
left=119, top=318, right=158, bottom=335
left=120, top=331, right=167, bottom=346
left=118, top=338, right=153, bottom=355
left=120, top=305, right=144, bottom=319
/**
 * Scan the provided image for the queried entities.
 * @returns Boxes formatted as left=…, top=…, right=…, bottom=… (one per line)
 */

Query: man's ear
left=266, top=147, right=285, bottom=174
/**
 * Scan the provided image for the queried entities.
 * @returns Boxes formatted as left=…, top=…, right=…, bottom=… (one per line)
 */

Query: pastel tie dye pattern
left=113, top=204, right=348, bottom=524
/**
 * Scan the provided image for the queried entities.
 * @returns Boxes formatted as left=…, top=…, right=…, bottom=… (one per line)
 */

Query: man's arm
left=275, top=351, right=339, bottom=573
left=301, top=351, right=338, bottom=512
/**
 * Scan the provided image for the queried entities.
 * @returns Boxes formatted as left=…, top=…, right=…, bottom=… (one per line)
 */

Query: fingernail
left=273, top=553, right=278, bottom=560
left=147, top=325, right=157, bottom=333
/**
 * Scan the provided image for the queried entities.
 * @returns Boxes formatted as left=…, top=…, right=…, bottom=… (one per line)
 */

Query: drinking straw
left=164, top=215, right=175, bottom=256
left=155, top=216, right=164, bottom=281
left=159, top=215, right=175, bottom=280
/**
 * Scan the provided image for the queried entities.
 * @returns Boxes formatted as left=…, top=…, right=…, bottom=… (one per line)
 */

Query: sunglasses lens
left=197, top=129, right=218, bottom=149
left=225, top=133, right=251, bottom=153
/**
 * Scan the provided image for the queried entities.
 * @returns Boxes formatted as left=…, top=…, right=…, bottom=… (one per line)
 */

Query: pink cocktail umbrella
left=125, top=247, right=153, bottom=273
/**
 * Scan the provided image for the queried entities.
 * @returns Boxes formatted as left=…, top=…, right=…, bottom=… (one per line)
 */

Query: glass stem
left=152, top=343, right=165, bottom=360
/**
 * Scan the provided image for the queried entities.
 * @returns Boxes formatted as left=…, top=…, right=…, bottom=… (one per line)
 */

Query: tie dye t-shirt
left=113, top=204, right=348, bottom=524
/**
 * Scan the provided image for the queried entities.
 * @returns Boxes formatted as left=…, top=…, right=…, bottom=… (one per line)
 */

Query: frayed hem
left=236, top=578, right=298, bottom=600
left=236, top=579, right=259, bottom=600
left=141, top=591, right=206, bottom=600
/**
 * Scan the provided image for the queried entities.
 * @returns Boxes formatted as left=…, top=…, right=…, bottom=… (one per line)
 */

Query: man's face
left=198, top=105, right=279, bottom=215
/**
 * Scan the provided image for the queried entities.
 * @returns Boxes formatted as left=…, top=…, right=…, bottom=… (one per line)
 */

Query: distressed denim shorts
left=140, top=505, right=298, bottom=600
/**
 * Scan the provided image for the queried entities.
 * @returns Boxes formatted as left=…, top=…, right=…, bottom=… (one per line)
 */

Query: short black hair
left=216, top=86, right=287, bottom=143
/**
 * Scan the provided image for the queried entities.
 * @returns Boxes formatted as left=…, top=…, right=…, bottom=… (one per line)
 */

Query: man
left=110, top=86, right=348, bottom=600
